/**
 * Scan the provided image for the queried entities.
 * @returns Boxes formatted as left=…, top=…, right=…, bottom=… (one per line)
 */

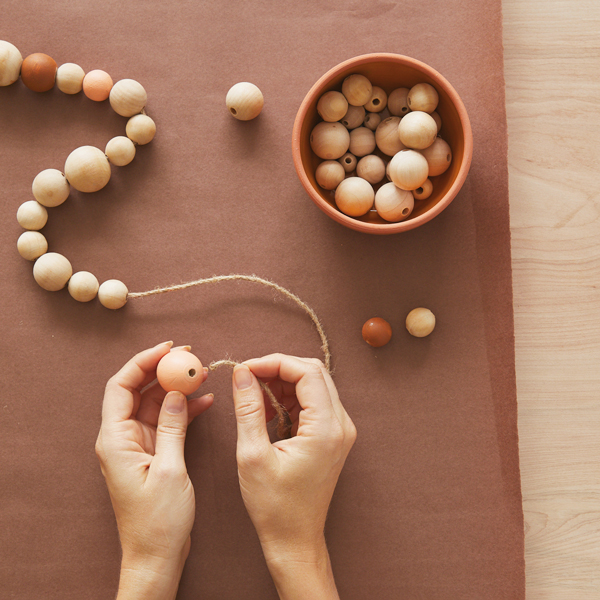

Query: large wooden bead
left=21, top=53, right=57, bottom=92
left=342, top=74, right=372, bottom=106
left=388, top=150, right=429, bottom=191
left=109, top=79, right=147, bottom=117
left=387, top=87, right=410, bottom=116
left=68, top=271, right=99, bottom=302
left=335, top=177, right=374, bottom=217
left=363, top=112, right=381, bottom=131
left=349, top=127, right=376, bottom=157
left=317, top=91, right=348, bottom=122
left=17, top=231, right=47, bottom=261
left=98, top=279, right=128, bottom=309
left=406, top=307, right=436, bottom=337
left=126, top=114, right=156, bottom=145
left=310, top=122, right=350, bottom=160
left=413, top=178, right=433, bottom=200
left=33, top=252, right=72, bottom=291
left=339, top=152, right=357, bottom=173
left=105, top=136, right=136, bottom=166
left=226, top=82, right=264, bottom=120
left=315, top=160, right=345, bottom=190
left=0, top=41, right=23, bottom=86
left=398, top=111, right=438, bottom=150
left=157, top=350, right=204, bottom=395
left=17, top=201, right=48, bottom=230
left=56, top=63, right=85, bottom=94
left=83, top=69, right=113, bottom=101
left=364, top=86, right=387, bottom=113
left=375, top=117, right=405, bottom=156
left=356, top=155, right=385, bottom=184
left=421, top=137, right=453, bottom=176
left=407, top=83, right=439, bottom=113
left=375, top=183, right=414, bottom=222
left=32, top=169, right=70, bottom=207
left=64, top=146, right=111, bottom=193
left=341, top=105, right=365, bottom=130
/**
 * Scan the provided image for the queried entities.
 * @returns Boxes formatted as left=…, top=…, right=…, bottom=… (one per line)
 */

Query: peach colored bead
left=342, top=74, right=372, bottom=106
left=56, top=63, right=85, bottom=94
left=310, top=121, right=350, bottom=160
left=126, top=114, right=156, bottom=145
left=341, top=105, right=366, bottom=130
left=315, top=160, right=345, bottom=190
left=105, top=136, right=136, bottom=166
left=83, top=69, right=113, bottom=101
left=420, top=137, right=453, bottom=176
left=109, top=79, right=147, bottom=117
left=17, top=200, right=48, bottom=230
left=349, top=127, right=376, bottom=157
left=363, top=112, right=381, bottom=131
left=339, top=152, right=357, bottom=173
left=33, top=252, right=72, bottom=291
left=64, top=146, right=111, bottom=193
left=17, top=231, right=48, bottom=261
left=407, top=83, right=439, bottom=113
left=356, top=155, right=385, bottom=184
left=335, top=177, right=374, bottom=217
left=413, top=178, right=433, bottom=201
left=32, top=168, right=70, bottom=207
left=406, top=307, right=436, bottom=337
left=317, top=91, right=348, bottom=122
left=375, top=182, right=414, bottom=222
left=375, top=117, right=405, bottom=156
left=398, top=111, right=438, bottom=150
left=364, top=86, right=387, bottom=113
left=387, top=87, right=410, bottom=116
left=98, top=279, right=128, bottom=309
left=388, top=150, right=429, bottom=191
left=0, top=41, right=23, bottom=86
left=68, top=271, right=99, bottom=302
left=157, top=350, right=204, bottom=395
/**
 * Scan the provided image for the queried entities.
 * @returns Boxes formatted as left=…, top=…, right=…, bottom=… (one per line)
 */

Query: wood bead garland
left=0, top=41, right=23, bottom=86
left=339, top=152, right=357, bottom=173
left=342, top=74, right=372, bottom=106
left=356, top=155, right=385, bottom=184
left=56, top=63, right=85, bottom=94
left=413, top=178, right=433, bottom=201
left=335, top=177, right=374, bottom=217
left=226, top=82, right=264, bottom=121
left=17, top=231, right=47, bottom=261
left=33, top=252, right=72, bottom=291
left=109, top=79, right=147, bottom=117
left=17, top=201, right=48, bottom=230
left=348, top=127, right=376, bottom=157
left=398, top=111, right=438, bottom=150
left=310, top=122, right=350, bottom=160
left=341, top=105, right=365, bottom=130
left=157, top=350, right=204, bottom=395
left=32, top=169, right=70, bottom=207
left=407, top=83, right=439, bottom=113
left=317, top=91, right=348, bottom=122
left=64, top=146, right=111, bottom=193
left=83, top=69, right=113, bottom=101
left=68, top=271, right=99, bottom=302
left=21, top=53, right=57, bottom=92
left=374, top=183, right=414, bottom=222
left=126, top=114, right=156, bottom=145
left=98, top=279, right=128, bottom=309
left=315, top=160, right=345, bottom=190
left=388, top=150, right=429, bottom=191
left=105, top=136, right=136, bottom=166
left=420, top=137, right=453, bottom=176
left=406, top=307, right=436, bottom=337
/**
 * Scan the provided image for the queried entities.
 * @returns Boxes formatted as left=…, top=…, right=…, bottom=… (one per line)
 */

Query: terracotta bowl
left=292, top=54, right=473, bottom=234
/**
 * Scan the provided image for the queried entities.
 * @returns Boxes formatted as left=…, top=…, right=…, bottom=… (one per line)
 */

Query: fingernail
left=156, top=340, right=174, bottom=349
left=165, top=391, right=185, bottom=414
left=233, top=365, right=252, bottom=390
left=172, top=345, right=192, bottom=352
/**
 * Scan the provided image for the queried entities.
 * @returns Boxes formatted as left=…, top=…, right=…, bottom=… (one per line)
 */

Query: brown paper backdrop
left=0, top=1, right=524, bottom=598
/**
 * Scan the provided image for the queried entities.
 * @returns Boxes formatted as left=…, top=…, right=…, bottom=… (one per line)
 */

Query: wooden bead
left=387, top=87, right=410, bottom=116
left=68, top=271, right=99, bottom=302
left=157, top=350, right=204, bottom=395
left=17, top=231, right=47, bottom=261
left=413, top=178, right=433, bottom=201
left=349, top=127, right=376, bottom=157
left=64, top=146, right=111, bottom=193
left=0, top=41, right=23, bottom=86
left=56, top=63, right=85, bottom=94
left=407, top=83, right=439, bottom=113
left=406, top=307, right=436, bottom=337
left=421, top=137, right=453, bottom=176
left=339, top=152, right=357, bottom=173
left=356, top=155, right=385, bottom=184
left=83, top=69, right=113, bottom=101
left=374, top=182, right=414, bottom=222
left=317, top=91, right=348, bottom=122
left=126, top=114, right=156, bottom=145
left=364, top=86, right=387, bottom=113
left=109, top=79, right=147, bottom=117
left=32, top=169, right=70, bottom=207
left=17, top=200, right=48, bottom=230
left=315, top=160, right=345, bottom=190
left=33, top=252, right=72, bottom=291
left=98, top=279, right=128, bottom=309
left=310, top=121, right=350, bottom=160
left=398, top=111, right=438, bottom=150
left=363, top=112, right=381, bottom=131
left=105, top=136, right=136, bottom=166
left=342, top=74, right=372, bottom=106
left=340, top=105, right=364, bottom=130
left=335, top=177, right=374, bottom=217
left=431, top=111, right=442, bottom=133
left=388, top=150, right=429, bottom=191
left=226, top=82, right=264, bottom=120
left=21, top=53, right=57, bottom=92
left=362, top=317, right=392, bottom=348
left=375, top=117, right=405, bottom=156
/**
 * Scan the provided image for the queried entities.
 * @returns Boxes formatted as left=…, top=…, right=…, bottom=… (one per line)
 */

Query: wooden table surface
left=503, top=1, right=600, bottom=597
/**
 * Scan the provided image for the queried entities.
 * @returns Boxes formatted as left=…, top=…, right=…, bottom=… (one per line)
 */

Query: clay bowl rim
left=292, top=53, right=473, bottom=234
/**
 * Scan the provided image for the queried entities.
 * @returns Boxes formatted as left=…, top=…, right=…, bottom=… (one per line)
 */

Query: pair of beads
left=362, top=308, right=436, bottom=348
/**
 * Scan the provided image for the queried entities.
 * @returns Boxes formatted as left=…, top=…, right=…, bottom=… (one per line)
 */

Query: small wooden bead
left=349, top=127, right=376, bottom=157
left=413, top=178, right=433, bottom=201
left=374, top=182, right=414, bottom=222
left=362, top=317, right=392, bottom=348
left=105, top=136, right=136, bottom=166
left=317, top=91, right=348, bottom=122
left=56, top=63, right=85, bottom=94
left=339, top=152, right=357, bottom=173
left=341, top=105, right=366, bottom=130
left=364, top=86, right=387, bottom=113
left=407, top=83, right=439, bottom=113
left=375, top=117, right=405, bottom=156
left=157, top=350, right=204, bottom=395
left=126, top=114, right=156, bottom=145
left=335, top=177, right=374, bottom=217
left=356, top=155, right=385, bottom=184
left=363, top=112, right=381, bottom=131
left=21, top=53, right=57, bottom=92
left=226, top=82, right=264, bottom=120
left=17, top=200, right=48, bottom=230
left=98, top=279, right=128, bottom=309
left=398, top=111, right=438, bottom=150
left=431, top=111, right=442, bottom=133
left=406, top=307, right=436, bottom=337
left=17, top=231, right=47, bottom=261
left=68, top=271, right=99, bottom=302
left=83, top=69, right=113, bottom=101
left=342, top=74, right=372, bottom=107
left=315, top=160, right=345, bottom=190
left=33, top=252, right=72, bottom=291
left=310, top=121, right=350, bottom=160
left=387, top=87, right=410, bottom=116
left=0, top=41, right=23, bottom=86
left=388, top=150, right=429, bottom=191
left=32, top=169, right=70, bottom=207
left=109, top=79, right=147, bottom=117
left=64, top=146, right=111, bottom=193
left=421, top=137, right=453, bottom=176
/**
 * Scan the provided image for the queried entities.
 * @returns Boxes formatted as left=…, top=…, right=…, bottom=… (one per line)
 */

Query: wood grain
left=503, top=0, right=600, bottom=597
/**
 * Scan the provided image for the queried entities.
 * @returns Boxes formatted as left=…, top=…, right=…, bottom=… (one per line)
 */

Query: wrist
left=117, top=553, right=185, bottom=600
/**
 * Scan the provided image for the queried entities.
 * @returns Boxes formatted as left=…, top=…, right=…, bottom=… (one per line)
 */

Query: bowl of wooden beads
left=292, top=53, right=473, bottom=234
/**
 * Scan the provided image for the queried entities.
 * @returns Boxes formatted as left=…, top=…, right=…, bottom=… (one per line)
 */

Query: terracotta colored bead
left=335, top=177, right=374, bottom=217
left=387, top=87, right=410, bottom=116
left=17, top=231, right=47, bottom=261
left=126, top=114, right=156, bottom=145
left=341, top=105, right=366, bottom=130
left=68, top=271, right=99, bottom=302
left=315, top=160, right=345, bottom=190
left=407, top=83, right=439, bottom=113
left=431, top=111, right=442, bottom=133
left=105, top=136, right=136, bottom=166
left=226, top=82, right=264, bottom=120
left=157, top=350, right=204, bottom=395
left=83, top=69, right=113, bottom=101
left=363, top=112, right=381, bottom=131
left=362, top=317, right=392, bottom=348
left=310, top=121, right=350, bottom=160
left=349, top=127, right=376, bottom=157
left=109, top=79, right=147, bottom=117
left=375, top=117, right=405, bottom=156
left=356, top=155, right=385, bottom=184
left=317, top=91, right=348, bottom=122
left=32, top=169, right=70, bottom=207
left=21, top=53, right=57, bottom=92
left=33, top=252, right=72, bottom=291
left=17, top=200, right=48, bottom=230
left=342, top=74, right=372, bottom=106
left=339, top=152, right=357, bottom=173
left=64, top=146, right=111, bottom=193
left=56, top=63, right=85, bottom=94
left=0, top=41, right=23, bottom=86
left=98, top=279, right=128, bottom=309
left=364, top=86, right=387, bottom=113
left=406, top=307, right=436, bottom=337
left=420, top=137, right=453, bottom=176
left=374, top=182, right=414, bottom=222
left=398, top=111, right=438, bottom=150
left=388, top=150, right=429, bottom=191
left=413, top=178, right=433, bottom=201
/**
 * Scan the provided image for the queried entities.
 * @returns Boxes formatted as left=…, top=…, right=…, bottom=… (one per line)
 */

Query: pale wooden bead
left=431, top=111, right=442, bottom=133
left=374, top=182, right=414, bottom=222
left=339, top=152, right=357, bottom=173
left=0, top=41, right=23, bottom=86
left=363, top=112, right=381, bottom=131
left=406, top=307, right=436, bottom=337
left=157, top=351, right=204, bottom=395
left=349, top=127, right=376, bottom=157
left=17, top=200, right=48, bottom=230
left=56, top=63, right=85, bottom=94
left=226, top=82, right=264, bottom=120
left=83, top=69, right=113, bottom=101
left=98, top=279, right=128, bottom=309
left=317, top=91, right=348, bottom=122
left=364, top=86, right=387, bottom=113
left=126, top=114, right=156, bottom=145
left=68, top=271, right=99, bottom=302
left=420, top=137, right=453, bottom=176
left=398, top=111, right=438, bottom=150
left=407, top=83, right=439, bottom=113
left=341, top=105, right=366, bottom=130
left=387, top=87, right=410, bottom=116
left=334, top=177, right=374, bottom=217
left=341, top=74, right=372, bottom=106
left=17, top=231, right=47, bottom=261
left=315, top=160, right=345, bottom=190
left=64, top=146, right=111, bottom=193
left=32, top=168, right=70, bottom=207
left=33, top=252, right=72, bottom=291
left=109, top=79, right=147, bottom=117
left=356, top=154, right=385, bottom=184
left=105, top=136, right=136, bottom=166
left=375, top=117, right=405, bottom=156
left=412, top=178, right=433, bottom=200
left=310, top=122, right=350, bottom=160
left=388, top=150, right=429, bottom=191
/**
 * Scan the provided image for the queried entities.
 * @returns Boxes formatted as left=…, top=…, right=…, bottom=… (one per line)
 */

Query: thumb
left=153, top=391, right=189, bottom=472
left=232, top=365, right=270, bottom=451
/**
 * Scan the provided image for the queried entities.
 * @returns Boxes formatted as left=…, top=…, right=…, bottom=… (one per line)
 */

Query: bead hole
left=230, top=107, right=237, bottom=115
left=416, top=187, right=423, bottom=194
left=188, top=368, right=196, bottom=377
left=373, top=98, right=380, bottom=105
left=402, top=208, right=409, bottom=215
left=345, top=158, right=351, bottom=164
left=342, top=120, right=349, bottom=126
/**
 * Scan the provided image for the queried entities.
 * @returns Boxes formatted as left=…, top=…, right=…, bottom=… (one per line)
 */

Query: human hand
left=95, top=342, right=213, bottom=600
